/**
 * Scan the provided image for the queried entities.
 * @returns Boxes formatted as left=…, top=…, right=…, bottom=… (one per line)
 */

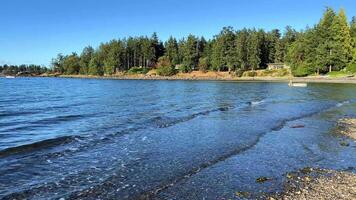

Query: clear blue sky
left=1, top=0, right=355, bottom=66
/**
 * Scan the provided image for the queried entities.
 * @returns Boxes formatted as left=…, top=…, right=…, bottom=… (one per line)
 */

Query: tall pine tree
left=79, top=46, right=94, bottom=75
left=247, top=30, right=261, bottom=70
left=235, top=29, right=249, bottom=70
left=182, top=34, right=199, bottom=71
left=164, top=36, right=179, bottom=66
left=330, top=9, right=352, bottom=70
left=316, top=7, right=337, bottom=72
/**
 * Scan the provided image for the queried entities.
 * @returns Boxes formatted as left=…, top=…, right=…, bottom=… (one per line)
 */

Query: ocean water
left=0, top=77, right=355, bottom=199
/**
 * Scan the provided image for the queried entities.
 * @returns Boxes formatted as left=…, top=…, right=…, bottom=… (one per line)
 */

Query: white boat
left=288, top=80, right=307, bottom=87
left=5, top=76, right=15, bottom=79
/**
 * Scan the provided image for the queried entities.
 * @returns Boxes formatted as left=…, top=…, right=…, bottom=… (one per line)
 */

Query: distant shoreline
left=3, top=72, right=356, bottom=84
left=55, top=74, right=356, bottom=84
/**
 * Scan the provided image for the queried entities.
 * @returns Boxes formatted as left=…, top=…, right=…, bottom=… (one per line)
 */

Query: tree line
left=48, top=8, right=356, bottom=77
left=0, top=64, right=49, bottom=76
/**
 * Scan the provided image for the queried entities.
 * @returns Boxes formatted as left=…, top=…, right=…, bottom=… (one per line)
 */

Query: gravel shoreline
left=268, top=118, right=356, bottom=200
left=269, top=168, right=356, bottom=200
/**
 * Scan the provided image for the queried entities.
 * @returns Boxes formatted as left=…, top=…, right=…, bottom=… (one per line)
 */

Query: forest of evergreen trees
left=13, top=7, right=356, bottom=77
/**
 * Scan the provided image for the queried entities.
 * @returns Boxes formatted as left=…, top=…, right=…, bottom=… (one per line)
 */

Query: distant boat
left=288, top=80, right=307, bottom=87
left=5, top=76, right=15, bottom=79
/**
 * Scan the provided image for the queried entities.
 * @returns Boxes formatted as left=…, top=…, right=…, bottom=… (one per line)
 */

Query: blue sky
left=1, top=0, right=355, bottom=66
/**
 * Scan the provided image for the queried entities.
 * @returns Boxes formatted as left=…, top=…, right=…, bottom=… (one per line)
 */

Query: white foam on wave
left=336, top=100, right=350, bottom=107
left=251, top=100, right=265, bottom=106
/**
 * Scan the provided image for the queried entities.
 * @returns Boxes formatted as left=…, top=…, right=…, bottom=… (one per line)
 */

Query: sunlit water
left=0, top=77, right=355, bottom=199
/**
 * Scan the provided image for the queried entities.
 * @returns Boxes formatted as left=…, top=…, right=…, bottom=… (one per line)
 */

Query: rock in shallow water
left=336, top=118, right=356, bottom=140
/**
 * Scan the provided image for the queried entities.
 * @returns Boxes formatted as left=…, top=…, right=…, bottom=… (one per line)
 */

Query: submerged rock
left=235, top=191, right=250, bottom=198
left=300, top=167, right=314, bottom=174
left=340, top=141, right=350, bottom=146
left=256, top=176, right=271, bottom=183
left=290, top=124, right=305, bottom=129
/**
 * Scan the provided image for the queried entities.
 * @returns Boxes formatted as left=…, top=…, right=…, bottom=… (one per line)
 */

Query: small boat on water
left=5, top=76, right=15, bottom=79
left=288, top=80, right=307, bottom=87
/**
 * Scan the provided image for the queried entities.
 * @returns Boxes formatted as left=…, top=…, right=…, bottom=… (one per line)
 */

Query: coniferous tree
left=351, top=16, right=356, bottom=47
left=286, top=27, right=320, bottom=76
left=142, top=37, right=155, bottom=68
left=79, top=46, right=94, bottom=74
left=279, top=26, right=298, bottom=63
left=266, top=29, right=281, bottom=63
left=330, top=9, right=353, bottom=70
left=198, top=37, right=207, bottom=58
left=274, top=40, right=284, bottom=63
left=201, top=39, right=213, bottom=70
left=103, top=40, right=126, bottom=74
left=151, top=32, right=165, bottom=63
left=164, top=36, right=179, bottom=66
left=257, top=29, right=269, bottom=68
left=211, top=27, right=236, bottom=71
left=88, top=53, right=104, bottom=75
left=63, top=53, right=80, bottom=74
left=282, top=26, right=298, bottom=48
left=351, top=17, right=356, bottom=66
left=182, top=34, right=199, bottom=71
left=126, top=37, right=136, bottom=68
left=211, top=38, right=223, bottom=71
left=198, top=57, right=210, bottom=72
left=247, top=30, right=261, bottom=70
left=51, top=54, right=65, bottom=73
left=316, top=7, right=337, bottom=72
left=235, top=29, right=249, bottom=70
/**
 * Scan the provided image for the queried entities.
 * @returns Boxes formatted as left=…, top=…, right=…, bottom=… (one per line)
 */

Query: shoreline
left=269, top=118, right=356, bottom=200
left=54, top=74, right=356, bottom=84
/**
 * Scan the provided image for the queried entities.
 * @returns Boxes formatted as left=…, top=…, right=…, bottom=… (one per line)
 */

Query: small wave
left=248, top=100, right=265, bottom=106
left=336, top=100, right=350, bottom=107
left=43, top=102, right=88, bottom=110
left=137, top=104, right=342, bottom=198
left=43, top=106, right=235, bottom=158
left=0, top=136, right=78, bottom=158
left=272, top=110, right=326, bottom=132
left=0, top=114, right=91, bottom=133
left=32, top=114, right=86, bottom=124
left=152, top=106, right=232, bottom=129
left=0, top=124, right=47, bottom=133
left=0, top=121, right=24, bottom=128
left=0, top=110, right=40, bottom=118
